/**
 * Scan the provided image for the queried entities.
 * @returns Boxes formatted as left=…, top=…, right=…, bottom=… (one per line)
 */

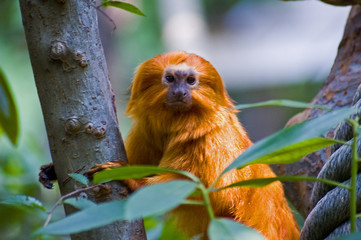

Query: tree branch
left=18, top=0, right=146, bottom=239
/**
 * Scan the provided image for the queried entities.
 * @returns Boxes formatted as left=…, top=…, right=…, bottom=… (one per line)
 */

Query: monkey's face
left=126, top=51, right=234, bottom=122
left=162, top=63, right=199, bottom=112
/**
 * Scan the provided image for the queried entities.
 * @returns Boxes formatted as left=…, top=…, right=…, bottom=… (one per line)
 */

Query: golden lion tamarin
left=121, top=51, right=300, bottom=239
left=40, top=50, right=300, bottom=239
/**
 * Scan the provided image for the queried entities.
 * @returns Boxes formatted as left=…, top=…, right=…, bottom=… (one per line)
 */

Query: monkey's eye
left=186, top=76, right=196, bottom=85
left=165, top=75, right=175, bottom=83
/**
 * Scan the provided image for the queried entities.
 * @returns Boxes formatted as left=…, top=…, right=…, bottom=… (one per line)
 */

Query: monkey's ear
left=127, top=63, right=144, bottom=102
left=186, top=53, right=234, bottom=108
left=125, top=80, right=140, bottom=117
left=126, top=61, right=151, bottom=115
left=126, top=57, right=166, bottom=117
left=211, top=74, right=234, bottom=108
left=204, top=74, right=234, bottom=108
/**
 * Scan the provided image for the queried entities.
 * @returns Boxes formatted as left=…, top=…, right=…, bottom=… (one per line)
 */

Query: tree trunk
left=19, top=0, right=146, bottom=239
left=273, top=5, right=361, bottom=218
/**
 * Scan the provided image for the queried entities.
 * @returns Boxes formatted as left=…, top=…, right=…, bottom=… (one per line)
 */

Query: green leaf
left=124, top=180, right=197, bottom=220
left=250, top=137, right=341, bottom=165
left=93, top=165, right=199, bottom=184
left=36, top=200, right=126, bottom=235
left=36, top=180, right=197, bottom=236
left=101, top=1, right=145, bottom=16
left=0, top=67, right=19, bottom=145
left=209, top=218, right=265, bottom=240
left=0, top=195, right=46, bottom=211
left=68, top=173, right=89, bottom=186
left=63, top=197, right=96, bottom=210
left=224, top=107, right=356, bottom=173
left=233, top=99, right=328, bottom=110
left=215, top=176, right=349, bottom=192
left=143, top=217, right=159, bottom=230
left=160, top=217, right=189, bottom=240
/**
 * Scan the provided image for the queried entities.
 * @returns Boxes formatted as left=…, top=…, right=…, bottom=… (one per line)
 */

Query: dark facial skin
left=162, top=63, right=199, bottom=111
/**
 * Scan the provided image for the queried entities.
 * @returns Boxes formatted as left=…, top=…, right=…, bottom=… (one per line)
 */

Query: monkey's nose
left=172, top=90, right=187, bottom=100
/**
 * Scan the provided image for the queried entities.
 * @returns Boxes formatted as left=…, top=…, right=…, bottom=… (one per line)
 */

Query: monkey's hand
left=39, top=163, right=57, bottom=189
left=84, top=160, right=141, bottom=191
left=83, top=160, right=125, bottom=179
left=38, top=161, right=124, bottom=189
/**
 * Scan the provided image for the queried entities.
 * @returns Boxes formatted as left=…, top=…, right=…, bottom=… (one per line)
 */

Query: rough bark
left=19, top=0, right=146, bottom=239
left=273, top=5, right=361, bottom=218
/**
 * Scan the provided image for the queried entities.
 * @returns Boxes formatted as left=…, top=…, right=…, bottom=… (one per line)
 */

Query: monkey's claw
left=84, top=160, right=126, bottom=179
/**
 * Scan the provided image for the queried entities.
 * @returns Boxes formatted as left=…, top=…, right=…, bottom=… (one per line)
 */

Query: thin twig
left=95, top=4, right=117, bottom=33
left=44, top=184, right=100, bottom=227
left=199, top=184, right=215, bottom=220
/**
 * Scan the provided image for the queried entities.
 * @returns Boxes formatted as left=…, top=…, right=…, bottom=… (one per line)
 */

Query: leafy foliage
left=62, top=197, right=96, bottom=210
left=0, top=96, right=354, bottom=239
left=215, top=176, right=349, bottom=192
left=93, top=165, right=198, bottom=183
left=223, top=107, right=355, bottom=173
left=159, top=218, right=189, bottom=240
left=0, top=195, right=46, bottom=211
left=32, top=104, right=358, bottom=239
left=36, top=200, right=126, bottom=235
left=101, top=1, right=146, bottom=16
left=37, top=180, right=196, bottom=235
left=233, top=99, right=328, bottom=110
left=209, top=218, right=265, bottom=240
left=0, top=67, right=18, bottom=145
left=68, top=173, right=89, bottom=186
left=125, top=180, right=196, bottom=220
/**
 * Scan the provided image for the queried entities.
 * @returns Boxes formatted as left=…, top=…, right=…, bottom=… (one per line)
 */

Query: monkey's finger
left=83, top=160, right=126, bottom=179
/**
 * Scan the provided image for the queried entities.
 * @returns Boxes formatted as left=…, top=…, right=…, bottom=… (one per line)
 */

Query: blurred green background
left=0, top=0, right=351, bottom=239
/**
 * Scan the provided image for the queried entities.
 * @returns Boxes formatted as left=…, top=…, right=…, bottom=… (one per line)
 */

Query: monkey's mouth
left=167, top=100, right=191, bottom=111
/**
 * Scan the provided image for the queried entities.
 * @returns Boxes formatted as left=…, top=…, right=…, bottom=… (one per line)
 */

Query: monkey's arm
left=83, top=160, right=142, bottom=191
left=85, top=122, right=166, bottom=191
left=38, top=122, right=161, bottom=189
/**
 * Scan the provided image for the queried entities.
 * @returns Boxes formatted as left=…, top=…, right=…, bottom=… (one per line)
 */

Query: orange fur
left=125, top=51, right=300, bottom=239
